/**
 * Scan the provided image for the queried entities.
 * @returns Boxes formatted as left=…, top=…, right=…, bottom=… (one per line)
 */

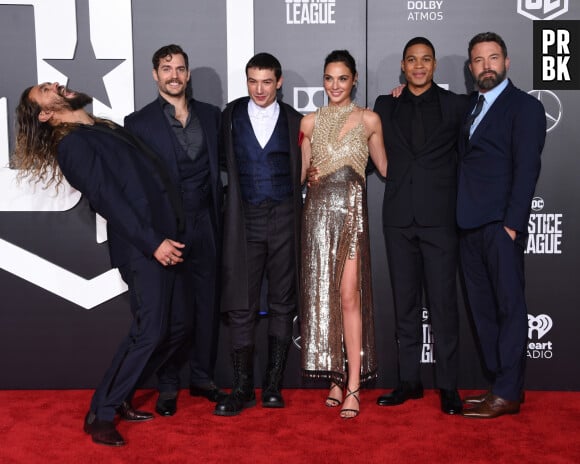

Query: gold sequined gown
left=301, top=103, right=377, bottom=385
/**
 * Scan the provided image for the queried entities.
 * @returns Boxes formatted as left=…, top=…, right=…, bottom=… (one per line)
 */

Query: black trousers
left=156, top=205, right=220, bottom=391
left=459, top=222, right=528, bottom=401
left=229, top=199, right=297, bottom=350
left=384, top=223, right=459, bottom=389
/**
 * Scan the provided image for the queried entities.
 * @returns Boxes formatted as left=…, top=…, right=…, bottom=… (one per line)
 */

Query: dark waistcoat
left=232, top=104, right=292, bottom=204
left=171, top=126, right=210, bottom=212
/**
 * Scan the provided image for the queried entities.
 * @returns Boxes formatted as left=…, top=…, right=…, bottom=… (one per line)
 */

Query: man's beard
left=476, top=68, right=507, bottom=91
left=49, top=89, right=93, bottom=112
left=64, top=91, right=93, bottom=110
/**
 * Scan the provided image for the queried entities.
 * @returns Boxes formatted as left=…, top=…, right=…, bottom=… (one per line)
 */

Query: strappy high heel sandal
left=340, top=386, right=360, bottom=419
left=325, top=381, right=343, bottom=407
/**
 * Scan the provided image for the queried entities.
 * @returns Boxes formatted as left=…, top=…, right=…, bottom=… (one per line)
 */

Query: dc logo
left=517, top=0, right=569, bottom=21
left=531, top=196, right=545, bottom=211
left=293, top=87, right=327, bottom=114
left=528, top=314, right=553, bottom=339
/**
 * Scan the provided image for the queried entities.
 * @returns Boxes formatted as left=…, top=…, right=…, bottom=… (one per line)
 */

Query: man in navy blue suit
left=14, top=83, right=189, bottom=446
left=125, top=44, right=225, bottom=417
left=457, top=32, right=546, bottom=418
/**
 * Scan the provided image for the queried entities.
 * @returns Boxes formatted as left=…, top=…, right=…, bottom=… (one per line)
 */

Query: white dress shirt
left=248, top=99, right=280, bottom=148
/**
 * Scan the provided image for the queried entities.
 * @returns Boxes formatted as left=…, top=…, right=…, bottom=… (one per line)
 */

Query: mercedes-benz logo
left=528, top=89, right=562, bottom=133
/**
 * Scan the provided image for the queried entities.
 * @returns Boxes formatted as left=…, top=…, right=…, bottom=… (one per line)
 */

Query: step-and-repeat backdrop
left=1, top=0, right=578, bottom=390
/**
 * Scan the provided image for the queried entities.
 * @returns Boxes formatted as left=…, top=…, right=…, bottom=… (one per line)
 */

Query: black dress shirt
left=399, top=84, right=442, bottom=153
left=159, top=95, right=205, bottom=161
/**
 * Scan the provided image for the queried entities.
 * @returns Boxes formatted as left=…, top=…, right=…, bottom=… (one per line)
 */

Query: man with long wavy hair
left=14, top=82, right=189, bottom=446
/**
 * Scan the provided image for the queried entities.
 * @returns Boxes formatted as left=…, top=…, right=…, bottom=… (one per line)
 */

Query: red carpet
left=0, top=389, right=579, bottom=463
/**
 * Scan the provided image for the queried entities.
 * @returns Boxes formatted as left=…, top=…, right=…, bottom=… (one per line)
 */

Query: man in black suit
left=373, top=37, right=467, bottom=414
left=214, top=53, right=303, bottom=416
left=14, top=83, right=189, bottom=446
left=125, top=44, right=225, bottom=416
left=458, top=32, right=545, bottom=419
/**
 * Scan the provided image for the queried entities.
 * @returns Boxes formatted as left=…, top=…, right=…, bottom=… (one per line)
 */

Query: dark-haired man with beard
left=125, top=44, right=225, bottom=417
left=14, top=82, right=189, bottom=446
left=457, top=32, right=545, bottom=418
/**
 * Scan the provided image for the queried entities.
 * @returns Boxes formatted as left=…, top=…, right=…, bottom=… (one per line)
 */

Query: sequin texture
left=300, top=103, right=378, bottom=386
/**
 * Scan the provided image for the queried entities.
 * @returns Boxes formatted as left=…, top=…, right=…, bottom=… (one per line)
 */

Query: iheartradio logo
left=528, top=314, right=553, bottom=340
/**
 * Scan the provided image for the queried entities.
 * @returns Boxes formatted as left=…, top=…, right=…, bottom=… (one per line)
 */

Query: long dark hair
left=12, top=86, right=67, bottom=187
left=12, top=86, right=109, bottom=188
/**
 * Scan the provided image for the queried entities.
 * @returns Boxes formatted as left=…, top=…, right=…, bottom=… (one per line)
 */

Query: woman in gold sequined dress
left=299, top=50, right=387, bottom=419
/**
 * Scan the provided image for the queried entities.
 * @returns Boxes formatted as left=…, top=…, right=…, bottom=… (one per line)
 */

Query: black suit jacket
left=57, top=125, right=180, bottom=268
left=219, top=97, right=303, bottom=312
left=374, top=86, right=468, bottom=228
left=457, top=80, right=545, bottom=232
left=124, top=97, right=223, bottom=245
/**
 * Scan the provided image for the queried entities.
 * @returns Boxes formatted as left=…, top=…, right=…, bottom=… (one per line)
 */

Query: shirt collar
left=478, top=78, right=509, bottom=106
left=402, top=83, right=437, bottom=104
left=248, top=98, right=279, bottom=119
left=158, top=94, right=192, bottom=114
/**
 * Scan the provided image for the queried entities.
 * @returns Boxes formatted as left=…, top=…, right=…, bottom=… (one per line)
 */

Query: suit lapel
left=281, top=103, right=300, bottom=189
left=392, top=97, right=413, bottom=155
left=151, top=100, right=182, bottom=181
left=192, top=100, right=218, bottom=183
left=469, top=80, right=514, bottom=145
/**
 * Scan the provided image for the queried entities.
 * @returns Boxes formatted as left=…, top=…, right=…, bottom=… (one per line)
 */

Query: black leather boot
left=214, top=345, right=256, bottom=416
left=262, top=336, right=291, bottom=408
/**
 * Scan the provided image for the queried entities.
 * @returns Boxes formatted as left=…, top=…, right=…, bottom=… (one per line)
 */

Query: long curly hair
left=12, top=86, right=76, bottom=188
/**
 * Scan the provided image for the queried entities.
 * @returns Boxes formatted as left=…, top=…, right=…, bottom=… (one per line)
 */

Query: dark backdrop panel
left=0, top=0, right=578, bottom=390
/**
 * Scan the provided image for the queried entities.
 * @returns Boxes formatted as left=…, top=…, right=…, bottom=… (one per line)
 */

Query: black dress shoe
left=190, top=383, right=228, bottom=403
left=118, top=401, right=154, bottom=422
left=377, top=382, right=424, bottom=406
left=84, top=412, right=125, bottom=447
left=155, top=394, right=177, bottom=416
left=214, top=389, right=256, bottom=416
left=261, top=390, right=284, bottom=408
left=440, top=389, right=462, bottom=415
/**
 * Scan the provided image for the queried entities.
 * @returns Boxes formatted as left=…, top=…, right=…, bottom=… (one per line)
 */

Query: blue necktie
left=465, top=94, right=485, bottom=139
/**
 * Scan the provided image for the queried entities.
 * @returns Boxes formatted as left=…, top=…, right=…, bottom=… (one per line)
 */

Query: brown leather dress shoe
left=462, top=394, right=520, bottom=419
left=84, top=412, right=125, bottom=446
left=118, top=401, right=154, bottom=422
left=463, top=390, right=492, bottom=405
left=463, top=390, right=525, bottom=405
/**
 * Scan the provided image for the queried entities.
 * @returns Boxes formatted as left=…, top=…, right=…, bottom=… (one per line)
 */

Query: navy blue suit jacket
left=57, top=125, right=180, bottom=268
left=124, top=97, right=223, bottom=245
left=457, top=80, right=545, bottom=233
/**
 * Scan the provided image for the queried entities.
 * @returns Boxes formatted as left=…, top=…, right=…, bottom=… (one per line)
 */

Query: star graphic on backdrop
left=44, top=0, right=124, bottom=108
